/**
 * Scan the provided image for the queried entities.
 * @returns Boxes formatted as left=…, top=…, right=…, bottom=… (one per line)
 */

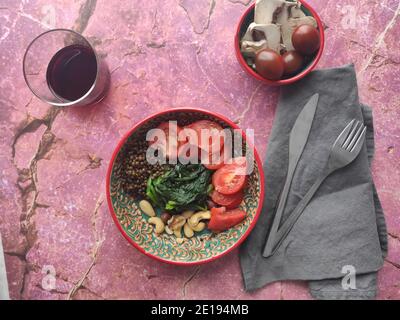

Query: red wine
left=46, top=44, right=97, bottom=101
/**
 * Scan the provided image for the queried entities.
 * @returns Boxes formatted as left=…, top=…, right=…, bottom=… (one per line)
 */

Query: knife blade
left=263, top=93, right=319, bottom=257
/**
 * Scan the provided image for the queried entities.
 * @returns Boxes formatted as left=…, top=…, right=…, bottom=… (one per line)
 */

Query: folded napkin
left=240, top=64, right=388, bottom=300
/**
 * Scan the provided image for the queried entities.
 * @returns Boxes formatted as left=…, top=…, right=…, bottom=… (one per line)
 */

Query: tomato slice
left=208, top=207, right=247, bottom=232
left=149, top=122, right=182, bottom=159
left=204, top=159, right=224, bottom=170
left=212, top=166, right=246, bottom=195
left=186, top=120, right=224, bottom=154
left=149, top=122, right=183, bottom=145
left=211, top=190, right=243, bottom=209
left=202, top=146, right=230, bottom=170
left=212, top=157, right=248, bottom=195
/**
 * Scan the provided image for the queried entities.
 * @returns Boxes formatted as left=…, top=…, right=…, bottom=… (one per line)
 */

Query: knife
left=0, top=232, right=10, bottom=300
left=263, top=93, right=319, bottom=257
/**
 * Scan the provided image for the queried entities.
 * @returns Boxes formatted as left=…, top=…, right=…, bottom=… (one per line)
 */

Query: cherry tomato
left=255, top=49, right=284, bottom=80
left=252, top=29, right=265, bottom=41
left=282, top=50, right=304, bottom=76
left=211, top=190, right=244, bottom=209
left=149, top=122, right=182, bottom=159
left=292, top=24, right=320, bottom=55
left=212, top=157, right=247, bottom=195
left=186, top=120, right=225, bottom=154
left=208, top=207, right=247, bottom=232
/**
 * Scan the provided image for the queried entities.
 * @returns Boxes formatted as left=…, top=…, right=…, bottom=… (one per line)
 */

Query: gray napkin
left=240, top=64, right=388, bottom=300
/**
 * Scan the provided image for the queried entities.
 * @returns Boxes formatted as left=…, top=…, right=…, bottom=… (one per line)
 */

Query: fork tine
left=342, top=120, right=360, bottom=149
left=346, top=123, right=364, bottom=151
left=333, top=119, right=355, bottom=148
left=350, top=126, right=367, bottom=153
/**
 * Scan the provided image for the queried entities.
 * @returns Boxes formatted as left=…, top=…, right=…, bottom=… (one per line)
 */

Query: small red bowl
left=106, top=108, right=265, bottom=265
left=235, top=0, right=325, bottom=86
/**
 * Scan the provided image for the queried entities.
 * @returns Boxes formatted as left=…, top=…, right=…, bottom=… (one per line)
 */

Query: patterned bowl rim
left=106, top=107, right=265, bottom=266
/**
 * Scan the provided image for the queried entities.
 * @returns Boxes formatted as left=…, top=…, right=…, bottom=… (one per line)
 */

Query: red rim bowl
left=106, top=108, right=265, bottom=265
left=234, top=0, right=325, bottom=86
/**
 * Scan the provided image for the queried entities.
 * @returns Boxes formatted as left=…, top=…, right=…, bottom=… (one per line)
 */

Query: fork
left=266, top=119, right=367, bottom=256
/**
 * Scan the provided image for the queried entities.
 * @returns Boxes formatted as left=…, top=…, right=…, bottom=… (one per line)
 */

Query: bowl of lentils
left=106, top=108, right=265, bottom=265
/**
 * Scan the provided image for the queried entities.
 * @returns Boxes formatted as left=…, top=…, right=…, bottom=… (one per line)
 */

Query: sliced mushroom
left=258, top=24, right=281, bottom=53
left=281, top=16, right=317, bottom=51
left=241, top=22, right=266, bottom=42
left=275, top=4, right=290, bottom=26
left=254, top=0, right=296, bottom=24
left=289, top=2, right=306, bottom=19
left=241, top=23, right=281, bottom=55
left=241, top=39, right=268, bottom=59
left=242, top=24, right=255, bottom=42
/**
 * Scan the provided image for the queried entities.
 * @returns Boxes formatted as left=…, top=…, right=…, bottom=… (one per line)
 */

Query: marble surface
left=0, top=0, right=399, bottom=300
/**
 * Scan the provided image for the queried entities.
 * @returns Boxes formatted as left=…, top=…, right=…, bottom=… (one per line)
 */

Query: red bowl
left=234, top=0, right=325, bottom=86
left=106, top=108, right=265, bottom=265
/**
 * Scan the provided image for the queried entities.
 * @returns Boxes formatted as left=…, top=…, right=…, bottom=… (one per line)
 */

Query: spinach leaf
left=146, top=164, right=212, bottom=212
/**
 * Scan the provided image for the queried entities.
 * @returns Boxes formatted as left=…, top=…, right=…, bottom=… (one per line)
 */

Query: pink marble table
left=0, top=0, right=399, bottom=300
